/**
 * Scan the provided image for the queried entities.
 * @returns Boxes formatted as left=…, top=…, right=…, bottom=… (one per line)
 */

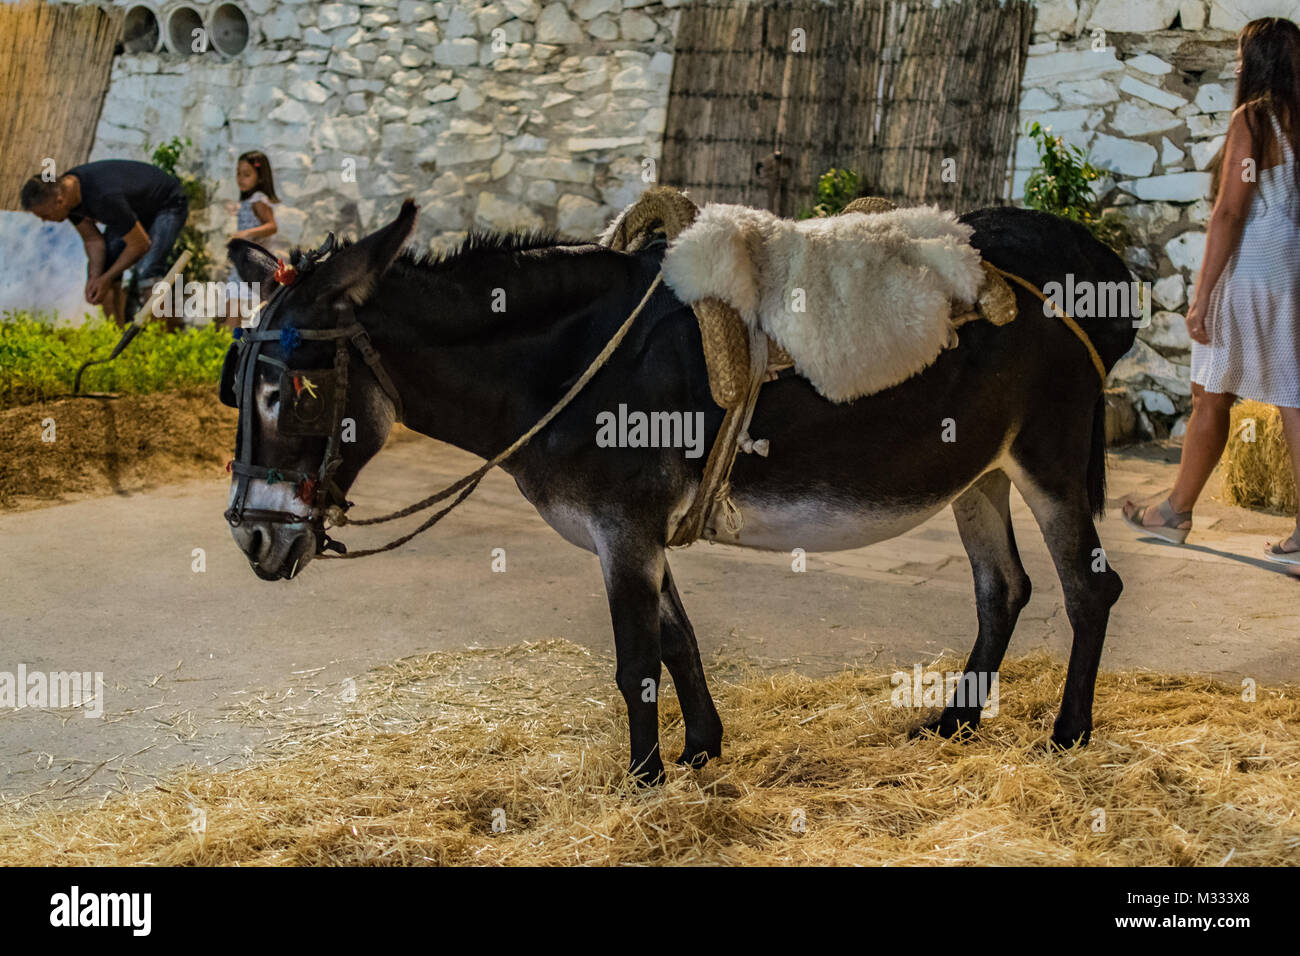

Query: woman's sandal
left=1122, top=497, right=1193, bottom=545
left=1263, top=532, right=1300, bottom=567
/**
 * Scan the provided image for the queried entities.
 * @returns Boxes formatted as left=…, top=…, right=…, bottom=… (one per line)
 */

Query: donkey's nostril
left=248, top=528, right=264, bottom=561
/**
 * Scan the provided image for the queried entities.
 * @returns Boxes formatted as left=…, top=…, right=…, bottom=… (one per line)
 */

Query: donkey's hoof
left=909, top=719, right=939, bottom=740
left=676, top=749, right=710, bottom=769
left=938, top=709, right=981, bottom=740
left=676, top=738, right=722, bottom=769
left=1049, top=725, right=1092, bottom=750
left=629, top=754, right=666, bottom=787
left=911, top=711, right=979, bottom=741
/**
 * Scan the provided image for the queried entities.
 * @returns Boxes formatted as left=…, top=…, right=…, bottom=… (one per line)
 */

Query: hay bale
left=1104, top=388, right=1137, bottom=446
left=1222, top=400, right=1297, bottom=515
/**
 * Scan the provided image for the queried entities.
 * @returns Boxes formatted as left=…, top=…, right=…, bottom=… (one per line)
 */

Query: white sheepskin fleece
left=660, top=203, right=985, bottom=402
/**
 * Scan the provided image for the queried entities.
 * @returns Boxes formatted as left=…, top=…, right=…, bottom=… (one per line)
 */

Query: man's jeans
left=102, top=200, right=189, bottom=316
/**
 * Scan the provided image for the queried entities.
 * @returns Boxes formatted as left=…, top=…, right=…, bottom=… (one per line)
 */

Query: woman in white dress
left=1124, top=18, right=1300, bottom=565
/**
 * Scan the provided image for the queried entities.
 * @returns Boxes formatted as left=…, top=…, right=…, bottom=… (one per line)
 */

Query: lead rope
left=320, top=272, right=665, bottom=557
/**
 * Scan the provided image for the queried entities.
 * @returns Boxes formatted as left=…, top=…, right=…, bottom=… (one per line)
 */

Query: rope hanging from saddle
left=602, top=186, right=760, bottom=547
left=602, top=186, right=1104, bottom=548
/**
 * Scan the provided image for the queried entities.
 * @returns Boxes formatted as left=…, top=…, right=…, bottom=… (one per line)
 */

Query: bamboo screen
left=661, top=0, right=1033, bottom=216
left=0, top=1, right=122, bottom=211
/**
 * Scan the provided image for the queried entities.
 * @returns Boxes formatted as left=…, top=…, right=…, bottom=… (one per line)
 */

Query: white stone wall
left=1020, top=0, right=1300, bottom=434
left=88, top=0, right=683, bottom=260
left=69, top=0, right=1299, bottom=435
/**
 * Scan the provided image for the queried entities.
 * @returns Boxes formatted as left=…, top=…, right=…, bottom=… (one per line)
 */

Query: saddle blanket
left=659, top=203, right=986, bottom=402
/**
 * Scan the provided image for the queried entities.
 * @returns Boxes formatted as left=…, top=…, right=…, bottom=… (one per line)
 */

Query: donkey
left=221, top=199, right=1137, bottom=782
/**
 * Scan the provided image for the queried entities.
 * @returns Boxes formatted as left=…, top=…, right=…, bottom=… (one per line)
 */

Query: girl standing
left=225, top=150, right=278, bottom=326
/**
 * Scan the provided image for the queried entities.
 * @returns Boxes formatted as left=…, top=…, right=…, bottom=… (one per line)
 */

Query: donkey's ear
left=227, top=239, right=279, bottom=285
left=317, top=199, right=419, bottom=307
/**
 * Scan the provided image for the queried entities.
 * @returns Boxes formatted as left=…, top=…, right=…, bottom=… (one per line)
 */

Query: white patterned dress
left=1191, top=113, right=1300, bottom=408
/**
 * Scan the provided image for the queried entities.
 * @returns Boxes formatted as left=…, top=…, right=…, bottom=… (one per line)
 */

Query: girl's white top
left=229, top=190, right=272, bottom=286
left=236, top=190, right=270, bottom=233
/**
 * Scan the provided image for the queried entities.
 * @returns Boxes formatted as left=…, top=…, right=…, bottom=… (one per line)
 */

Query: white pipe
left=163, top=3, right=207, bottom=56
left=207, top=2, right=252, bottom=57
left=123, top=5, right=164, bottom=55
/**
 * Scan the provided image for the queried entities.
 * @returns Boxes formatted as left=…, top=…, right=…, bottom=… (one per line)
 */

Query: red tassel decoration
left=273, top=259, right=297, bottom=285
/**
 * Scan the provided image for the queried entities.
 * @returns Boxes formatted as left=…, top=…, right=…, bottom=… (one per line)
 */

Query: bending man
left=20, top=159, right=188, bottom=323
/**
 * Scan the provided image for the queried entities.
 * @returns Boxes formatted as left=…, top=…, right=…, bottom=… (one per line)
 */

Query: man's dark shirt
left=66, top=160, right=186, bottom=238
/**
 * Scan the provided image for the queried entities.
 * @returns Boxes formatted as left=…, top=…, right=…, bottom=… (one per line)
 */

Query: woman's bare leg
left=1124, top=382, right=1236, bottom=530
left=1168, top=383, right=1236, bottom=514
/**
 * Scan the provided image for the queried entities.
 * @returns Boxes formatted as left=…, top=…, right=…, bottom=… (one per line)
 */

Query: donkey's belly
left=711, top=492, right=950, bottom=552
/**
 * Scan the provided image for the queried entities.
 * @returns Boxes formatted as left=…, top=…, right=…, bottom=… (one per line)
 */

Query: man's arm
left=85, top=221, right=151, bottom=306
left=76, top=217, right=107, bottom=277
left=76, top=218, right=110, bottom=304
left=99, top=221, right=152, bottom=282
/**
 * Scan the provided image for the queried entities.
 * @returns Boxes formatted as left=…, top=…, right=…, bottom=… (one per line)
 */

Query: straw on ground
left=0, top=641, right=1294, bottom=865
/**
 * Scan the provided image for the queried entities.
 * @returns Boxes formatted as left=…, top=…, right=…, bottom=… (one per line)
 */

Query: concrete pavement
left=1, top=433, right=1296, bottom=801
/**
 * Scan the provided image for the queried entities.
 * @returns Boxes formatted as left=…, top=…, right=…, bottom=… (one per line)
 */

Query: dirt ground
left=0, top=431, right=1297, bottom=804
left=0, top=388, right=236, bottom=507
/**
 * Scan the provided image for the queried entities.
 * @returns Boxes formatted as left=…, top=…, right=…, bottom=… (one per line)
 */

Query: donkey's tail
left=1087, top=393, right=1108, bottom=520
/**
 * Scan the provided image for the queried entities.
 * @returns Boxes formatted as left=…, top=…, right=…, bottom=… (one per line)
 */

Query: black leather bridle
left=221, top=235, right=403, bottom=555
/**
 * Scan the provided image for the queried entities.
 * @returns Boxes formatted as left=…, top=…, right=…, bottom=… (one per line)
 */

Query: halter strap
left=224, top=254, right=405, bottom=551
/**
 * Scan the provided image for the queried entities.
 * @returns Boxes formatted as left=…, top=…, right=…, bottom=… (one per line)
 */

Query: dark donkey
left=222, top=199, right=1137, bottom=782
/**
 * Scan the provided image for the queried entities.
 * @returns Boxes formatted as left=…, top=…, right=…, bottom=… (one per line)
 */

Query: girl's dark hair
left=1211, top=18, right=1300, bottom=203
left=237, top=150, right=279, bottom=203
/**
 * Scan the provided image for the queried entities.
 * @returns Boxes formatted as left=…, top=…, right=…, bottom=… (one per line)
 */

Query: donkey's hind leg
left=659, top=564, right=724, bottom=768
left=928, top=470, right=1032, bottom=738
left=1008, top=460, right=1123, bottom=749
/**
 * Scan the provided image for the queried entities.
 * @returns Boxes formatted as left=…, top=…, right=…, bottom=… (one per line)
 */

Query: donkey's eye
left=266, top=389, right=281, bottom=407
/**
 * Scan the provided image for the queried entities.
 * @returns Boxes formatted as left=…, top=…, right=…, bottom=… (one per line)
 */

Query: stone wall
left=88, top=0, right=682, bottom=261
left=1017, top=0, right=1300, bottom=436
left=38, top=0, right=1300, bottom=434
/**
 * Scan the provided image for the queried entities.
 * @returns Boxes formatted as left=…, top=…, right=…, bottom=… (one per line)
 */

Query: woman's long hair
left=1211, top=18, right=1300, bottom=204
left=238, top=150, right=279, bottom=203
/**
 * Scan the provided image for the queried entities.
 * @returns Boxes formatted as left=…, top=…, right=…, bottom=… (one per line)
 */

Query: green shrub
left=0, top=312, right=229, bottom=409
left=799, top=168, right=861, bottom=219
left=148, top=136, right=215, bottom=283
left=1022, top=122, right=1130, bottom=253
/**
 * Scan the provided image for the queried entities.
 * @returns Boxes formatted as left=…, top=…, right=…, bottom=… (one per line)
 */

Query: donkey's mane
left=285, top=228, right=596, bottom=283
left=402, top=228, right=592, bottom=273
left=426, top=228, right=588, bottom=264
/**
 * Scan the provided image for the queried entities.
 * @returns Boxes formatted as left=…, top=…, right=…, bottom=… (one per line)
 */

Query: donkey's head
left=221, top=201, right=418, bottom=580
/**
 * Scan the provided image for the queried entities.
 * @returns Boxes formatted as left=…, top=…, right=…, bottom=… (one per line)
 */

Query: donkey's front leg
left=599, top=539, right=666, bottom=784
